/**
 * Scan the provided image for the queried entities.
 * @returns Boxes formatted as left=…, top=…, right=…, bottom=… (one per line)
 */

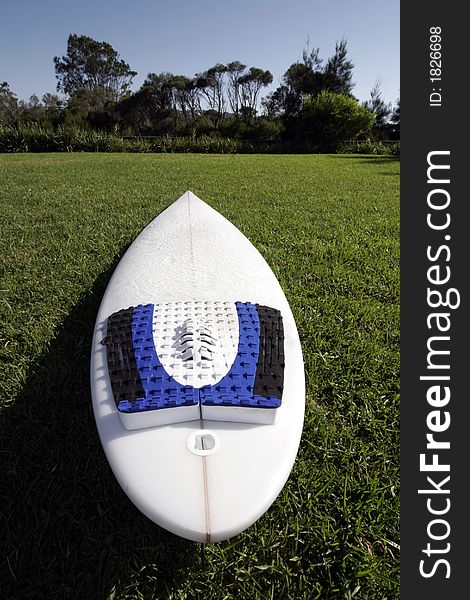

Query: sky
left=0, top=0, right=399, bottom=106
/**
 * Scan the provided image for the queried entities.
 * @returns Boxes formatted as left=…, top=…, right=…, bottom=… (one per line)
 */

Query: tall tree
left=262, top=41, right=324, bottom=130
left=54, top=34, right=137, bottom=102
left=226, top=61, right=246, bottom=118
left=391, top=97, right=400, bottom=127
left=238, top=67, right=273, bottom=123
left=302, top=41, right=322, bottom=72
left=0, top=82, right=18, bottom=125
left=364, top=80, right=391, bottom=131
left=195, top=64, right=228, bottom=127
left=322, top=38, right=354, bottom=95
left=389, top=97, right=400, bottom=140
left=169, top=75, right=201, bottom=124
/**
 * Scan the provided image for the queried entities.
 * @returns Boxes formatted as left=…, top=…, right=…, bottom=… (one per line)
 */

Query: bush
left=339, top=140, right=400, bottom=156
left=300, top=91, right=375, bottom=152
left=148, top=134, right=248, bottom=154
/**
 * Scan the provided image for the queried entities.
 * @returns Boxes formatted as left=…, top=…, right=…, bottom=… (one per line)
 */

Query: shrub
left=300, top=91, right=375, bottom=152
left=339, top=140, right=400, bottom=156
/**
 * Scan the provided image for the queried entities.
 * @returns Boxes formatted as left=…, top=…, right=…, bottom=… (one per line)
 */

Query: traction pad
left=104, top=301, right=284, bottom=424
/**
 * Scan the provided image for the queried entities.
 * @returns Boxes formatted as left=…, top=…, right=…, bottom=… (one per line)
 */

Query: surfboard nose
left=175, top=190, right=206, bottom=205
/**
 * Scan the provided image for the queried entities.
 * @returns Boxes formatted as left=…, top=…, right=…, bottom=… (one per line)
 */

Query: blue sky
left=0, top=0, right=399, bottom=106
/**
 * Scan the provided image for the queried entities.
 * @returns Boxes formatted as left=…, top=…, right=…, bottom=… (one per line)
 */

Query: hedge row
left=0, top=124, right=399, bottom=155
left=0, top=125, right=250, bottom=153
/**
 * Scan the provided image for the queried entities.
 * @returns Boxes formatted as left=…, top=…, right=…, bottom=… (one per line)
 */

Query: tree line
left=0, top=34, right=400, bottom=152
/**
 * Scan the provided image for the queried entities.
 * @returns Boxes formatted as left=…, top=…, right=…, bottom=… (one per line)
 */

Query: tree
left=238, top=67, right=273, bottom=123
left=0, top=82, right=18, bottom=125
left=302, top=40, right=323, bottom=72
left=1, top=84, right=64, bottom=128
left=42, top=93, right=63, bottom=110
left=195, top=64, right=228, bottom=128
left=322, top=38, right=354, bottom=95
left=287, top=41, right=324, bottom=97
left=54, top=34, right=137, bottom=102
left=169, top=75, right=201, bottom=125
left=390, top=97, right=400, bottom=138
left=63, top=87, right=117, bottom=128
left=226, top=61, right=246, bottom=118
left=364, top=80, right=391, bottom=134
left=18, top=95, right=44, bottom=123
left=117, top=73, right=175, bottom=135
left=42, top=93, right=64, bottom=127
left=301, top=90, right=374, bottom=151
left=262, top=85, right=290, bottom=119
left=263, top=38, right=355, bottom=141
left=262, top=58, right=321, bottom=139
left=284, top=62, right=319, bottom=98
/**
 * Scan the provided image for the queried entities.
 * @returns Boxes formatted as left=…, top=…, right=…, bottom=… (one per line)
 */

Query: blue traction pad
left=104, top=302, right=284, bottom=414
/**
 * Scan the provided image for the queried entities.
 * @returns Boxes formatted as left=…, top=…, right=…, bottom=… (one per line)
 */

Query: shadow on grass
left=0, top=262, right=197, bottom=600
left=330, top=154, right=400, bottom=165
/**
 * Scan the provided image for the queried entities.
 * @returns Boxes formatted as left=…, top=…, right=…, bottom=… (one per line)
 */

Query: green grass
left=0, top=153, right=399, bottom=599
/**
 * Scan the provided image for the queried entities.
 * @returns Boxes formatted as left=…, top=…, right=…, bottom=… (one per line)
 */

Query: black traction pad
left=253, top=305, right=285, bottom=400
left=104, top=307, right=145, bottom=405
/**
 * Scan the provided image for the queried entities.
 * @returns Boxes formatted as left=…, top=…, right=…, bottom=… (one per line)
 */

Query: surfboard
left=90, top=191, right=305, bottom=543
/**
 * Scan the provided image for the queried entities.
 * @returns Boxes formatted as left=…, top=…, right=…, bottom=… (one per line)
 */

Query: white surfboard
left=90, top=191, right=305, bottom=543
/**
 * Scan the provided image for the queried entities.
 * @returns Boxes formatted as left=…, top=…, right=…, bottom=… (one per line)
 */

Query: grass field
left=0, top=153, right=399, bottom=599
